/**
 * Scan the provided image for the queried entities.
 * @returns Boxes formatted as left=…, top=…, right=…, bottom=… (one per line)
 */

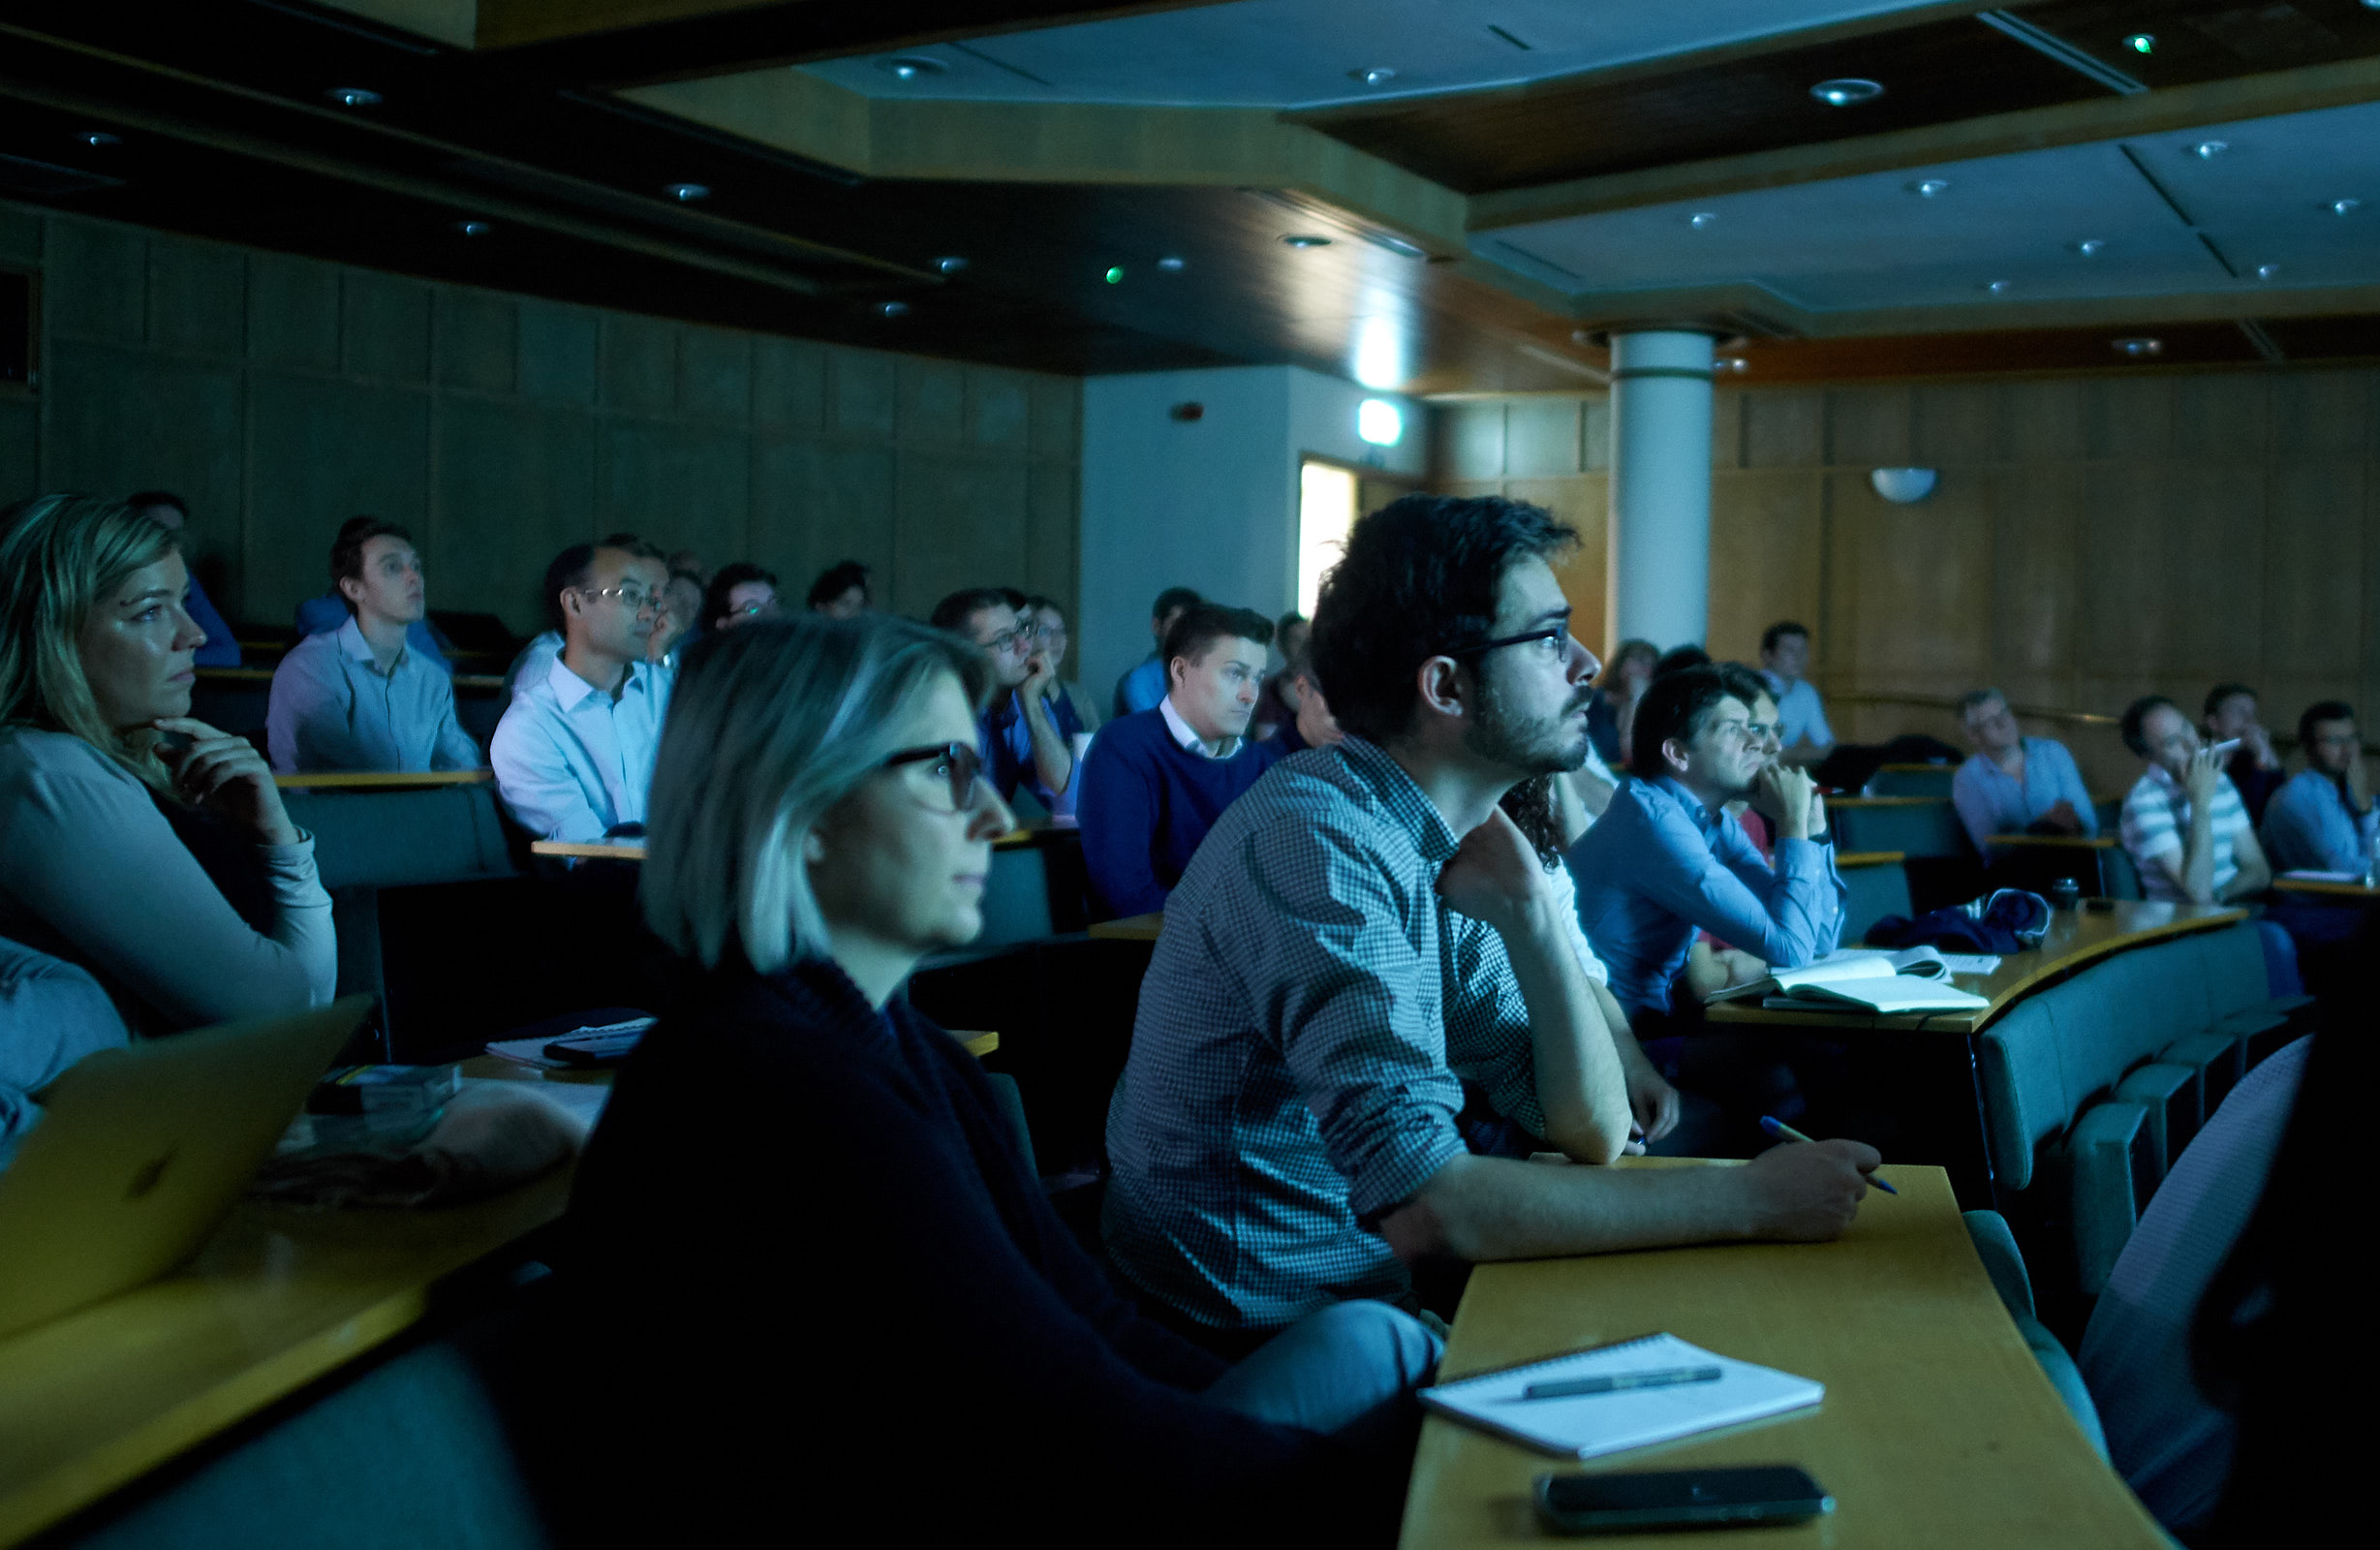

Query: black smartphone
left=1534, top=1465, right=1833, bottom=1534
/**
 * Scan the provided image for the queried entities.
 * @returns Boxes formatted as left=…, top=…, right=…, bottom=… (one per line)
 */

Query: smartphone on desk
left=1534, top=1465, right=1833, bottom=1534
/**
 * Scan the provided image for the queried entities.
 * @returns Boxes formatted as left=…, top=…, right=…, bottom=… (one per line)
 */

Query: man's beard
left=1465, top=677, right=1593, bottom=777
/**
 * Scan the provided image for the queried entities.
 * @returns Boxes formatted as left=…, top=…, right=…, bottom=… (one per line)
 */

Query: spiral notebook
left=1418, top=1332, right=1824, bottom=1460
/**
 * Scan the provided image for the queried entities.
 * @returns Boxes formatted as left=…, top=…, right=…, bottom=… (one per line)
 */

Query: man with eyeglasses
left=1102, top=495, right=1878, bottom=1349
left=1570, top=664, right=1845, bottom=1036
left=491, top=540, right=676, bottom=843
left=930, top=588, right=1081, bottom=815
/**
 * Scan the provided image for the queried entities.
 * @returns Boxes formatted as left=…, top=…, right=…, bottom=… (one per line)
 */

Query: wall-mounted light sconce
left=1357, top=398, right=1404, bottom=446
left=1870, top=467, right=1938, bottom=504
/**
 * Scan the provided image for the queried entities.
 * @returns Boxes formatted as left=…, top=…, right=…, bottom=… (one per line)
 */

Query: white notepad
left=1418, top=1333, right=1823, bottom=1460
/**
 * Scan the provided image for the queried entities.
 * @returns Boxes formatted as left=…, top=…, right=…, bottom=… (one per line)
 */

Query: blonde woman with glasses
left=0, top=494, right=333, bottom=1034
left=537, top=614, right=1437, bottom=1545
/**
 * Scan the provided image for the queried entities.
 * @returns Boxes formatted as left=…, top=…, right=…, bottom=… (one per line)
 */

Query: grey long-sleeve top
left=0, top=728, right=336, bottom=1035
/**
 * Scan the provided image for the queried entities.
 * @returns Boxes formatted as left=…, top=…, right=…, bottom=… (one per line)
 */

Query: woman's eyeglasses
left=881, top=741, right=985, bottom=812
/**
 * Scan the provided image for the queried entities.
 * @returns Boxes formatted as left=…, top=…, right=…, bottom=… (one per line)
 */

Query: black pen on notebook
left=1759, top=1115, right=1899, bottom=1194
left=1512, top=1366, right=1724, bottom=1402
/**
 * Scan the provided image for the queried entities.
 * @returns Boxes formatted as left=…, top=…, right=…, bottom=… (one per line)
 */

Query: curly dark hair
left=1308, top=493, right=1576, bottom=745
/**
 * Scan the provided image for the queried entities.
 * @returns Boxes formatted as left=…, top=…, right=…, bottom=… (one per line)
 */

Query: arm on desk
left=1377, top=1138, right=1881, bottom=1265
left=2223, top=820, right=2272, bottom=903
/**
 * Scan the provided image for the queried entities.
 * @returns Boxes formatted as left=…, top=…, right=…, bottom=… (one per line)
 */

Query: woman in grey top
left=0, top=494, right=334, bottom=1035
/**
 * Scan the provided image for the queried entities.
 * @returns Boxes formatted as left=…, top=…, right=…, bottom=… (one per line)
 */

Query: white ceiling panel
left=1481, top=98, right=2380, bottom=312
left=803, top=0, right=1956, bottom=109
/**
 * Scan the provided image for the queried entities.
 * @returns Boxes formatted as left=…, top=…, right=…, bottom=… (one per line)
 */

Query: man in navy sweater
left=1080, top=604, right=1283, bottom=916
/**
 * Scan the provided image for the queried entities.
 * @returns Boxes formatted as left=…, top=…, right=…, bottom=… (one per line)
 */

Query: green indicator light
left=2125, top=32, right=2154, bottom=54
left=1104, top=265, right=1125, bottom=284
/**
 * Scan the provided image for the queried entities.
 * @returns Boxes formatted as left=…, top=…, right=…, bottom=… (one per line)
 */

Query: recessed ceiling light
left=456, top=220, right=492, bottom=236
left=1810, top=78, right=1884, bottom=107
left=665, top=182, right=709, bottom=202
left=1350, top=67, right=1397, bottom=85
left=877, top=300, right=910, bottom=317
left=1282, top=233, right=1333, bottom=249
left=2124, top=33, right=2155, bottom=54
left=2193, top=140, right=2228, bottom=159
left=2255, top=263, right=2280, bottom=280
left=1984, top=279, right=2013, bottom=294
left=1157, top=256, right=1187, bottom=271
left=2075, top=238, right=2106, bottom=256
left=326, top=87, right=382, bottom=108
left=77, top=131, right=120, bottom=147
left=1908, top=179, right=1950, bottom=198
left=1687, top=212, right=1717, bottom=229
left=878, top=56, right=946, bottom=80
left=934, top=256, right=968, bottom=273
left=2113, top=337, right=2162, bottom=357
left=2332, top=198, right=2363, bottom=215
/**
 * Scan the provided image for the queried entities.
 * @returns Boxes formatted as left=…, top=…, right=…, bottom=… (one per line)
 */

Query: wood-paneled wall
left=1434, top=368, right=2378, bottom=795
left=0, top=201, right=1080, bottom=640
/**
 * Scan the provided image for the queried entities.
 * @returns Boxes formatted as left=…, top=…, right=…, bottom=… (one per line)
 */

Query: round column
left=1606, top=330, right=1715, bottom=651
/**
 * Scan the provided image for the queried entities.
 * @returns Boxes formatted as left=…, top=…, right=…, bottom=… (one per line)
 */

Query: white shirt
left=490, top=655, right=674, bottom=843
left=266, top=618, right=481, bottom=774
left=1159, top=696, right=1241, bottom=760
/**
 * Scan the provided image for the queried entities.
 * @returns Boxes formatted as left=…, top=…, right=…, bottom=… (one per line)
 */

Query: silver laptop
left=0, top=994, right=371, bottom=1339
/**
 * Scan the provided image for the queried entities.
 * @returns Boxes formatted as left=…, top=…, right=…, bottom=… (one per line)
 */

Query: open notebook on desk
left=1708, top=946, right=1996, bottom=1012
left=1420, top=1332, right=1823, bottom=1461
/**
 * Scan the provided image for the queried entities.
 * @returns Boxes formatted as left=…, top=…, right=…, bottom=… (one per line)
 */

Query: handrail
left=1834, top=690, right=2376, bottom=755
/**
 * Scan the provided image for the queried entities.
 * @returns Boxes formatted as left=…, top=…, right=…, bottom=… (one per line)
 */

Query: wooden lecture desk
left=273, top=768, right=493, bottom=790
left=532, top=819, right=1076, bottom=867
left=1704, top=900, right=2242, bottom=1202
left=1088, top=912, right=1164, bottom=943
left=530, top=840, right=646, bottom=862
left=1400, top=1158, right=2165, bottom=1549
left=2272, top=874, right=2380, bottom=900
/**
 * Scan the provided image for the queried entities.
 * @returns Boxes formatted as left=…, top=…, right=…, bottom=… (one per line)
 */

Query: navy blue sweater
left=1078, top=708, right=1283, bottom=916
left=537, top=958, right=1382, bottom=1544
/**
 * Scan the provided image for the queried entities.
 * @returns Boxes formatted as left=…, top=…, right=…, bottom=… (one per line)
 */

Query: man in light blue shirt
left=267, top=518, right=480, bottom=774
left=1570, top=663, right=1845, bottom=1024
left=294, top=590, right=449, bottom=674
left=2262, top=700, right=2375, bottom=876
left=1758, top=620, right=1833, bottom=768
left=491, top=540, right=673, bottom=842
left=1110, top=586, right=1200, bottom=720
left=1951, top=688, right=2095, bottom=853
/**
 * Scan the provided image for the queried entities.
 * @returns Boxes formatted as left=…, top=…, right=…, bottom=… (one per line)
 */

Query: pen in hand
left=1759, top=1115, right=1899, bottom=1194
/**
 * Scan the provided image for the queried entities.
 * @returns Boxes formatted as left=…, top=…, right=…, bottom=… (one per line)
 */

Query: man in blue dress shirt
left=1570, top=664, right=1845, bottom=1028
left=2262, top=700, right=2374, bottom=877
left=1951, top=688, right=2096, bottom=854
left=1758, top=621, right=1834, bottom=769
left=1110, top=586, right=1201, bottom=721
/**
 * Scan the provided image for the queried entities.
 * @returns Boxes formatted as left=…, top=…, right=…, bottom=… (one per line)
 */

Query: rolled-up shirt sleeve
left=1638, top=802, right=1844, bottom=971
left=430, top=675, right=482, bottom=771
left=2048, top=742, right=2097, bottom=836
left=1234, top=822, right=1467, bottom=1223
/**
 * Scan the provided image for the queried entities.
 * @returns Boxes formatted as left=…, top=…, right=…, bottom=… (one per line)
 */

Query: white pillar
left=1606, top=330, right=1715, bottom=651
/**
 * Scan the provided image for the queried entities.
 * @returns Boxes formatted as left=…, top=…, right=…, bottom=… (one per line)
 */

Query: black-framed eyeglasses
left=1448, top=626, right=1573, bottom=659
left=882, top=741, right=984, bottom=812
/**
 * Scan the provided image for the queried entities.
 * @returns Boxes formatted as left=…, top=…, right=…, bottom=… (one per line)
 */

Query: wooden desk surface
left=1087, top=913, right=1164, bottom=942
left=1836, top=851, right=1904, bottom=868
left=274, top=769, right=492, bottom=790
left=1824, top=795, right=1949, bottom=809
left=2272, top=875, right=2379, bottom=898
left=1706, top=901, right=2244, bottom=1033
left=992, top=818, right=1083, bottom=851
left=1399, top=1162, right=2163, bottom=1550
left=529, top=840, right=646, bottom=861
left=0, top=1169, right=571, bottom=1547
left=1984, top=833, right=2116, bottom=850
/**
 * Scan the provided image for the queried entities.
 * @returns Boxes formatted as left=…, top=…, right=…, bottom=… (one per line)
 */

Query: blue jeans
left=1202, top=1300, right=1442, bottom=1434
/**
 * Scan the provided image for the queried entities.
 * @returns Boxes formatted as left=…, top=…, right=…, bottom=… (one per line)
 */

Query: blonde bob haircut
left=642, top=613, right=995, bottom=974
left=0, top=493, right=184, bottom=792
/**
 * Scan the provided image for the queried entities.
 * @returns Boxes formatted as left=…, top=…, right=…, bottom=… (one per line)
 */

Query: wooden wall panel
left=10, top=202, right=1077, bottom=640
left=1707, top=469, right=1823, bottom=666
left=1989, top=465, right=2081, bottom=679
left=1505, top=474, right=1607, bottom=655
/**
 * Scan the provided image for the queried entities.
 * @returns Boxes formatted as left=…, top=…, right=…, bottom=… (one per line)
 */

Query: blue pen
left=1760, top=1115, right=1900, bottom=1194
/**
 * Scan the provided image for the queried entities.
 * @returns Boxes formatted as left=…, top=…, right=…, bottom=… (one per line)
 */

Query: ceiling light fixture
left=1810, top=78, right=1884, bottom=107
left=2075, top=238, right=2106, bottom=256
left=934, top=256, right=968, bottom=274
left=2192, top=140, right=2228, bottom=158
left=1350, top=67, right=1397, bottom=85
left=2255, top=263, right=2280, bottom=280
left=665, top=182, right=709, bottom=202
left=77, top=131, right=120, bottom=147
left=2124, top=32, right=2155, bottom=53
left=2332, top=198, right=2363, bottom=215
left=1909, top=178, right=1950, bottom=198
left=1687, top=212, right=1717, bottom=230
left=1157, top=256, right=1186, bottom=271
left=1984, top=279, right=2013, bottom=294
left=326, top=87, right=382, bottom=108
left=878, top=56, right=947, bottom=80
left=1282, top=233, right=1334, bottom=249
left=877, top=300, right=910, bottom=317
left=1357, top=398, right=1404, bottom=447
left=2113, top=337, right=2162, bottom=357
left=456, top=220, right=491, bottom=235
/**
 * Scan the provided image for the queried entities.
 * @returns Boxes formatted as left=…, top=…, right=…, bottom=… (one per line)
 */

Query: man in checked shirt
left=1102, top=494, right=1882, bottom=1349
